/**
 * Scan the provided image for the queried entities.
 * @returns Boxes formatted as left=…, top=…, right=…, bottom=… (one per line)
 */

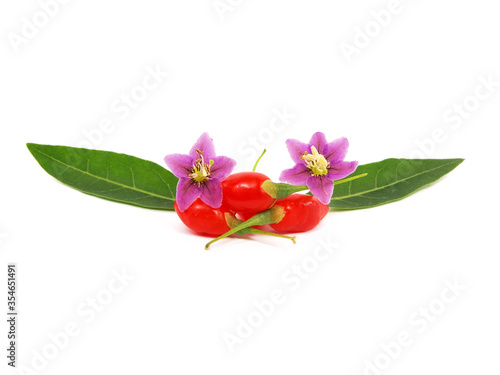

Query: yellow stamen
left=189, top=153, right=213, bottom=185
left=300, top=146, right=329, bottom=176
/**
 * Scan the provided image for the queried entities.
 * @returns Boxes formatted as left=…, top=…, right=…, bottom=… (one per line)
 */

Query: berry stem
left=261, top=181, right=308, bottom=200
left=252, top=149, right=267, bottom=172
left=205, top=206, right=285, bottom=249
left=225, top=214, right=296, bottom=243
left=245, top=228, right=297, bottom=244
left=261, top=173, right=368, bottom=202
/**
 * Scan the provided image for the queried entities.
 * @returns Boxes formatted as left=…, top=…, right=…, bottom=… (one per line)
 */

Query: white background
left=1, top=1, right=499, bottom=374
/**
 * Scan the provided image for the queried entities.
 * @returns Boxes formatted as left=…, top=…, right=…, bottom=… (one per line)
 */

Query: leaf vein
left=333, top=161, right=459, bottom=201
left=32, top=148, right=174, bottom=201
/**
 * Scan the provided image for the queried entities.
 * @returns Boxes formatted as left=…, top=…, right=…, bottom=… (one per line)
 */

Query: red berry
left=270, top=194, right=329, bottom=233
left=221, top=172, right=275, bottom=213
left=174, top=199, right=231, bottom=237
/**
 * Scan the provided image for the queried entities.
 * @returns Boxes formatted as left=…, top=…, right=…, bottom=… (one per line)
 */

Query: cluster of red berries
left=174, top=171, right=329, bottom=238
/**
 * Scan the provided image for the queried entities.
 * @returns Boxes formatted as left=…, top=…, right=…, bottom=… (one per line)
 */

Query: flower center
left=301, top=146, right=329, bottom=176
left=189, top=150, right=213, bottom=185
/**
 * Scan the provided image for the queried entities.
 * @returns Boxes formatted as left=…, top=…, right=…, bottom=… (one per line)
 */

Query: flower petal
left=200, top=179, right=223, bottom=208
left=210, top=156, right=236, bottom=181
left=279, top=163, right=311, bottom=185
left=327, top=160, right=359, bottom=181
left=285, top=138, right=311, bottom=164
left=164, top=153, right=194, bottom=178
left=189, top=132, right=216, bottom=161
left=309, top=132, right=328, bottom=154
left=306, top=175, right=334, bottom=204
left=323, top=137, right=349, bottom=164
left=175, top=178, right=202, bottom=212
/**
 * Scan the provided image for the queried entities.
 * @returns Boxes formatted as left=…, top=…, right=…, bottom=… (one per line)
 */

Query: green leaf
left=330, top=158, right=464, bottom=211
left=27, top=143, right=178, bottom=210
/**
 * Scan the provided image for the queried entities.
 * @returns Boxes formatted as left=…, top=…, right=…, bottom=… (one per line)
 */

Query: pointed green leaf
left=27, top=143, right=178, bottom=210
left=330, top=158, right=464, bottom=211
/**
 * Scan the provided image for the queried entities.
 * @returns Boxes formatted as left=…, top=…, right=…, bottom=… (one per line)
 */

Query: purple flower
left=280, top=132, right=358, bottom=204
left=164, top=133, right=236, bottom=212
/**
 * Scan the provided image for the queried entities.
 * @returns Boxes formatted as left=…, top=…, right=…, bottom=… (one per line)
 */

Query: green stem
left=225, top=214, right=296, bottom=243
left=261, top=173, right=369, bottom=202
left=261, top=181, right=308, bottom=200
left=206, top=206, right=285, bottom=249
left=334, top=173, right=368, bottom=185
left=237, top=227, right=296, bottom=243
left=252, top=149, right=267, bottom=172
